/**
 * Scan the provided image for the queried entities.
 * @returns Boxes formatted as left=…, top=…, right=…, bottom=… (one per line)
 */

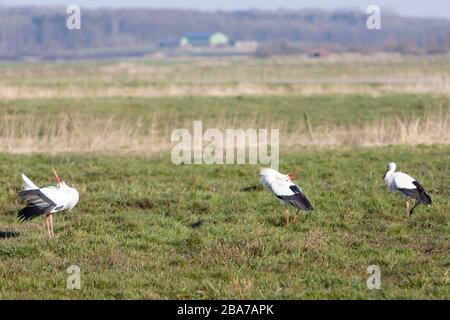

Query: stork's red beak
left=53, top=168, right=62, bottom=184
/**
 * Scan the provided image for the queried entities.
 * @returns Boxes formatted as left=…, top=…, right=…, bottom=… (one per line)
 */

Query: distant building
left=180, top=32, right=229, bottom=48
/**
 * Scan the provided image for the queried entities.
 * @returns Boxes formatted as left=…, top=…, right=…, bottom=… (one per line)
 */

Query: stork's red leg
left=49, top=214, right=54, bottom=238
left=405, top=200, right=410, bottom=217
left=45, top=214, right=52, bottom=239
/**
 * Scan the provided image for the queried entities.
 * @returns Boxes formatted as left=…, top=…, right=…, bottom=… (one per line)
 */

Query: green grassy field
left=0, top=54, right=448, bottom=299
left=0, top=146, right=448, bottom=299
left=1, top=54, right=449, bottom=98
left=1, top=94, right=447, bottom=127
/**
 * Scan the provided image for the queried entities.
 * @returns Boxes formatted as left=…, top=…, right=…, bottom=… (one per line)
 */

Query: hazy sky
left=4, top=0, right=450, bottom=19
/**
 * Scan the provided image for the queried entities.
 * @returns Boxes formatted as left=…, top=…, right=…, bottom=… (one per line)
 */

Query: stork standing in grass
left=18, top=169, right=79, bottom=238
left=383, top=162, right=432, bottom=216
left=260, top=168, right=313, bottom=226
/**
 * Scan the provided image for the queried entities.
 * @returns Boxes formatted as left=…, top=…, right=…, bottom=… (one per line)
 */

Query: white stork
left=260, top=168, right=313, bottom=226
left=18, top=169, right=79, bottom=238
left=383, top=162, right=432, bottom=216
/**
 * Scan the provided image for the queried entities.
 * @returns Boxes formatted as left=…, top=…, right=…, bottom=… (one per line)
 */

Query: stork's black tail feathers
left=409, top=181, right=432, bottom=215
left=17, top=189, right=55, bottom=222
left=413, top=181, right=432, bottom=205
left=283, top=185, right=314, bottom=211
left=18, top=204, right=44, bottom=222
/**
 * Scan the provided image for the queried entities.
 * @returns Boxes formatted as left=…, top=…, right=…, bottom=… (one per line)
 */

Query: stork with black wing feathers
left=260, top=168, right=313, bottom=226
left=18, top=169, right=79, bottom=238
left=383, top=162, right=432, bottom=216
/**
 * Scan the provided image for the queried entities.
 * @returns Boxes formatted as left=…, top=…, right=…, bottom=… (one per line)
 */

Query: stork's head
left=53, top=168, right=64, bottom=187
left=383, top=162, right=396, bottom=179
left=53, top=168, right=79, bottom=210
left=287, top=172, right=298, bottom=181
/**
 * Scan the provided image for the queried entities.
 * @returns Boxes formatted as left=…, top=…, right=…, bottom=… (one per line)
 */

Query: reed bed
left=0, top=110, right=448, bottom=154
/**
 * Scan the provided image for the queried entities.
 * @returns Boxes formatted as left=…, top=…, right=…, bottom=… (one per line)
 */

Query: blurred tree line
left=1, top=7, right=449, bottom=60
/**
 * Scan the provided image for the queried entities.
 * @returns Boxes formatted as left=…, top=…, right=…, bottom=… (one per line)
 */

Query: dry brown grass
left=1, top=80, right=449, bottom=99
left=0, top=113, right=166, bottom=154
left=0, top=111, right=448, bottom=154
left=284, top=110, right=450, bottom=147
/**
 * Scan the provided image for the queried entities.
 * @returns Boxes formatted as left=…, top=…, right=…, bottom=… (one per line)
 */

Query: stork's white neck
left=384, top=167, right=396, bottom=190
left=385, top=167, right=396, bottom=177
